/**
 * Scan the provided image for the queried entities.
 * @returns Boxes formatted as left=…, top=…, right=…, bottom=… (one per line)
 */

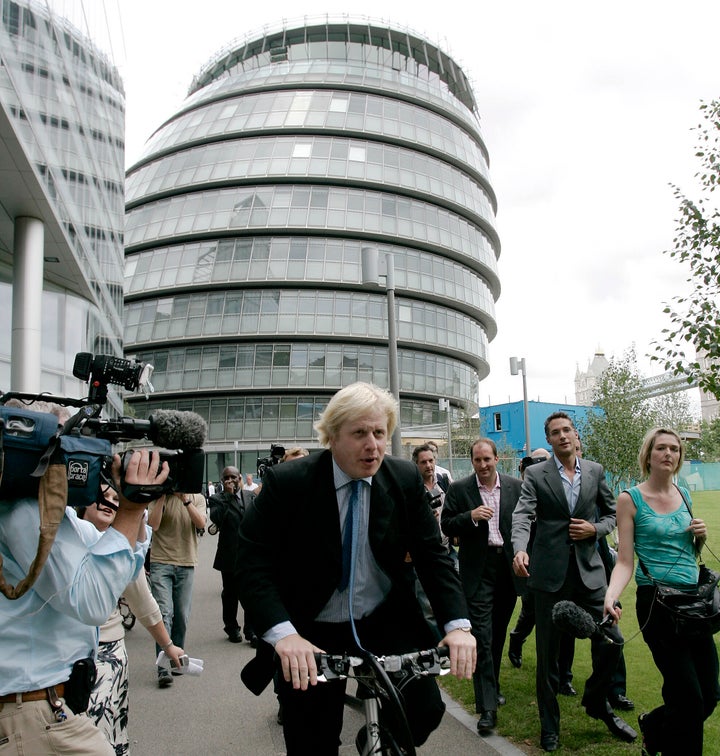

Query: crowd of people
left=0, top=390, right=717, bottom=756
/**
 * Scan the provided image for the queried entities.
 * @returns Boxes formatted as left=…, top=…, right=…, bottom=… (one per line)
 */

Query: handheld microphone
left=81, top=409, right=207, bottom=448
left=552, top=600, right=621, bottom=644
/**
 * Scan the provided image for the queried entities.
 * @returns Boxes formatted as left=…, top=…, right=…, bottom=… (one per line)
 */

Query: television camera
left=0, top=352, right=207, bottom=508
left=257, top=444, right=285, bottom=478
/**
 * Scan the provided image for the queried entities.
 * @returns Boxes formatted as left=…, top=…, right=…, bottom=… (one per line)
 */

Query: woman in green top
left=604, top=428, right=718, bottom=756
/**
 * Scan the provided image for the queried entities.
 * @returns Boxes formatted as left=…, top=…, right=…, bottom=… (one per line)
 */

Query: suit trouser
left=533, top=556, right=623, bottom=737
left=510, top=589, right=576, bottom=684
left=466, top=548, right=517, bottom=713
left=219, top=569, right=255, bottom=637
left=635, top=586, right=719, bottom=756
left=277, top=606, right=445, bottom=756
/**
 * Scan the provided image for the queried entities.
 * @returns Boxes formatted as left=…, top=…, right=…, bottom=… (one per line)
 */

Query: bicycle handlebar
left=315, top=645, right=450, bottom=682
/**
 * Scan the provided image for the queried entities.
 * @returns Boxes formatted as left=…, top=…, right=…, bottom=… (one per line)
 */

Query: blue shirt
left=315, top=461, right=391, bottom=622
left=0, top=499, right=149, bottom=695
left=555, top=455, right=581, bottom=513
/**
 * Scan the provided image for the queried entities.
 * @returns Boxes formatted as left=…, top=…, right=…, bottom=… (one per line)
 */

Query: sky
left=52, top=0, right=720, bottom=409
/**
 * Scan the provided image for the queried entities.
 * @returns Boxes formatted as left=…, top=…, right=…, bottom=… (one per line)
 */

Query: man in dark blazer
left=511, top=411, right=636, bottom=752
left=208, top=466, right=257, bottom=644
left=441, top=438, right=522, bottom=735
left=237, top=382, right=476, bottom=756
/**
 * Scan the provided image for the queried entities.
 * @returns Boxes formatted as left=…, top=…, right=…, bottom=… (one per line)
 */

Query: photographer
left=0, top=442, right=168, bottom=754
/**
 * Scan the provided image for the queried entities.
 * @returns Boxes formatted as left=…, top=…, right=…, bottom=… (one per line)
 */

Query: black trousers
left=278, top=606, right=445, bottom=756
left=511, top=588, right=576, bottom=684
left=220, top=569, right=254, bottom=637
left=466, top=548, right=517, bottom=712
left=533, top=557, right=623, bottom=737
left=636, top=585, right=719, bottom=756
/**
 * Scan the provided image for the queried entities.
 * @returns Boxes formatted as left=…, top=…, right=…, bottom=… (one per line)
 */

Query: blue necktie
left=339, top=480, right=360, bottom=592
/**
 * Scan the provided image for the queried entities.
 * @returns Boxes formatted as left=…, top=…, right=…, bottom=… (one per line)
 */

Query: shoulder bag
left=639, top=487, right=720, bottom=637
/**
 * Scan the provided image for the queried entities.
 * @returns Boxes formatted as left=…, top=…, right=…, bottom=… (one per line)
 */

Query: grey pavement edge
left=124, top=534, right=527, bottom=755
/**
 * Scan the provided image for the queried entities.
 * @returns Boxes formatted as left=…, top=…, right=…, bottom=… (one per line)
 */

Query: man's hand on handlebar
left=275, top=633, right=325, bottom=691
left=440, top=628, right=476, bottom=680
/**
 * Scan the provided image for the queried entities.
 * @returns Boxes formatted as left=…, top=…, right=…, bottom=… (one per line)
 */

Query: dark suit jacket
left=237, top=450, right=468, bottom=691
left=209, top=489, right=256, bottom=573
left=511, top=457, right=616, bottom=593
left=441, top=472, right=524, bottom=596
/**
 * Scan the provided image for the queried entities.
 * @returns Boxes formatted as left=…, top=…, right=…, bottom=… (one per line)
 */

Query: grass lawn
left=440, top=490, right=720, bottom=754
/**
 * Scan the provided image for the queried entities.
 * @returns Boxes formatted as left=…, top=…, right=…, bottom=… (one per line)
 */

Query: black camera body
left=257, top=444, right=285, bottom=478
left=424, top=489, right=443, bottom=510
left=72, top=352, right=151, bottom=404
left=0, top=353, right=206, bottom=508
left=117, top=447, right=205, bottom=504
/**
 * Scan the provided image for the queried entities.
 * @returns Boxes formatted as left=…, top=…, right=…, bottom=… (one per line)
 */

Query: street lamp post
left=361, top=246, right=402, bottom=456
left=439, top=398, right=454, bottom=477
left=509, top=356, right=531, bottom=455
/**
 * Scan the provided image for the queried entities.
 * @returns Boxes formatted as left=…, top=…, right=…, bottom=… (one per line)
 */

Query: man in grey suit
left=442, top=438, right=523, bottom=735
left=511, top=412, right=636, bottom=752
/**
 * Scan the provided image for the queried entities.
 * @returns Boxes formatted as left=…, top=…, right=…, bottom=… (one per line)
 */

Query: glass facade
left=125, top=20, right=500, bottom=459
left=0, top=0, right=126, bottom=409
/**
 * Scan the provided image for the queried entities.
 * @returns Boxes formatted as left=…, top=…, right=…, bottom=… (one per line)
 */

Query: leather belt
left=0, top=683, right=64, bottom=704
left=489, top=545, right=504, bottom=553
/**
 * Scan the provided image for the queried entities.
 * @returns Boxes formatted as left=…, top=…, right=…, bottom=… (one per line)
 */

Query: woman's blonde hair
left=282, top=446, right=309, bottom=461
left=638, top=427, right=684, bottom=476
left=314, top=383, right=397, bottom=447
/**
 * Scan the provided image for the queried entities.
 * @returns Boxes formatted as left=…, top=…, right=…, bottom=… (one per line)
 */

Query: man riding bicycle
left=237, top=383, right=476, bottom=755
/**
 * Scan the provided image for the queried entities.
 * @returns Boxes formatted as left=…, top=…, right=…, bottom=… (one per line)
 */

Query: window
left=292, top=142, right=312, bottom=158
left=493, top=413, right=502, bottom=432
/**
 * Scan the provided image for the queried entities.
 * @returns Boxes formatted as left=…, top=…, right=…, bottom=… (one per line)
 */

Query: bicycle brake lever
left=315, top=653, right=360, bottom=681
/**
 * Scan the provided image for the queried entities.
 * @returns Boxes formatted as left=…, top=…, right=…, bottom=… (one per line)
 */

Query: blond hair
left=314, top=383, right=397, bottom=447
left=282, top=447, right=309, bottom=461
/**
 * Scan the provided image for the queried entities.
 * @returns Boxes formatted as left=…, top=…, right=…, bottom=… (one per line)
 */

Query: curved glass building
left=0, top=0, right=125, bottom=409
left=124, top=18, right=500, bottom=469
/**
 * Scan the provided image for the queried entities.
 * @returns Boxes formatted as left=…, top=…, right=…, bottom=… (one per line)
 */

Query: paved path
left=124, top=533, right=526, bottom=755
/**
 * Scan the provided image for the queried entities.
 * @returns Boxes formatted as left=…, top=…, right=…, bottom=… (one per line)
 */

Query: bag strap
left=0, top=410, right=83, bottom=600
left=675, top=486, right=707, bottom=560
left=0, top=462, right=68, bottom=600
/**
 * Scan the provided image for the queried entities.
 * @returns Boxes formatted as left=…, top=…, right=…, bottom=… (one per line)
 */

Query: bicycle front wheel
left=355, top=724, right=408, bottom=756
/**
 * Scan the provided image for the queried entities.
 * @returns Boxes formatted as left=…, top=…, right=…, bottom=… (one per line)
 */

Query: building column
left=11, top=216, right=44, bottom=393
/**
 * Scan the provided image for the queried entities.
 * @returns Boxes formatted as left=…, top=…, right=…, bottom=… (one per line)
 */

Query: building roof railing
left=189, top=14, right=477, bottom=112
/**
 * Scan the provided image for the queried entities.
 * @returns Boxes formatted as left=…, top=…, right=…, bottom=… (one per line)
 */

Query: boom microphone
left=81, top=410, right=207, bottom=448
left=552, top=600, right=620, bottom=644
left=145, top=410, right=207, bottom=448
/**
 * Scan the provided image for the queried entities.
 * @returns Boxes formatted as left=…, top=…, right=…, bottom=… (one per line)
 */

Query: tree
left=579, top=348, right=656, bottom=493
left=697, top=416, right=720, bottom=462
left=649, top=389, right=695, bottom=431
left=654, top=99, right=720, bottom=399
left=451, top=407, right=481, bottom=461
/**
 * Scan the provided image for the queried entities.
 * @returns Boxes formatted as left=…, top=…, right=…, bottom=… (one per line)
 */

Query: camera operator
left=0, top=439, right=168, bottom=754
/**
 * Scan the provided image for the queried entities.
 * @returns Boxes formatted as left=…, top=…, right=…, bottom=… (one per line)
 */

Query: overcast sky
left=57, top=0, right=719, bottom=408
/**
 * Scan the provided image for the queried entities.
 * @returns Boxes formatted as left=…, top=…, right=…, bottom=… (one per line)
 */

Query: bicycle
left=315, top=645, right=450, bottom=756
